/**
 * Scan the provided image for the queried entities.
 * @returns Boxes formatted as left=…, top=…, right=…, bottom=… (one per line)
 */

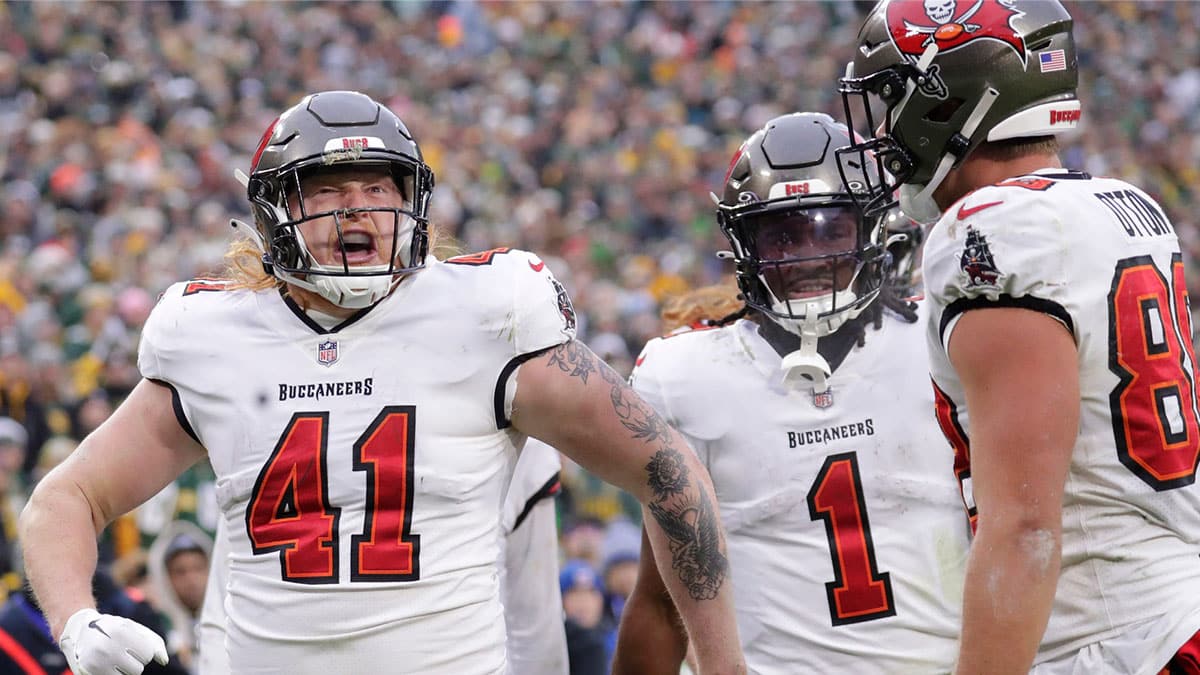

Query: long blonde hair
left=659, top=279, right=746, bottom=332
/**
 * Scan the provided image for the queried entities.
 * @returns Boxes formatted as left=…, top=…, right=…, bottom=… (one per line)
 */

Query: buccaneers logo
left=959, top=226, right=1002, bottom=288
left=887, top=0, right=1026, bottom=62
left=550, top=277, right=577, bottom=332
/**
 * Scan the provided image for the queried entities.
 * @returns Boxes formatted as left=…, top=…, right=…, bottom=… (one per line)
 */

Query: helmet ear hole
left=924, top=98, right=965, bottom=123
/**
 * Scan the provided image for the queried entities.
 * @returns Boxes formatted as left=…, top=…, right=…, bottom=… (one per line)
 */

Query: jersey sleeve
left=509, top=251, right=577, bottom=356
left=136, top=284, right=182, bottom=383
left=493, top=251, right=579, bottom=427
left=137, top=280, right=236, bottom=444
left=630, top=337, right=712, bottom=468
left=924, top=188, right=1076, bottom=351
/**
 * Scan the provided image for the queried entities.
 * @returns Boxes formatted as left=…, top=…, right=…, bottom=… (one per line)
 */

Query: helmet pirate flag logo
left=887, top=0, right=1026, bottom=63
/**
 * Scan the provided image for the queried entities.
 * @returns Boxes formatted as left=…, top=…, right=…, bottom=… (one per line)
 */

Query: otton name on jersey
left=1094, top=189, right=1175, bottom=238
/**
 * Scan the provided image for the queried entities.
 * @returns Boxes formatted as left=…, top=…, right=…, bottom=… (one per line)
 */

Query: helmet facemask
left=254, top=163, right=429, bottom=309
left=720, top=192, right=887, bottom=340
left=244, top=90, right=436, bottom=310
left=717, top=113, right=889, bottom=342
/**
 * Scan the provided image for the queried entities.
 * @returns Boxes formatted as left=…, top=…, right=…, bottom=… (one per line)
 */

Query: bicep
left=947, top=307, right=1078, bottom=526
left=54, top=378, right=207, bottom=528
left=510, top=341, right=688, bottom=502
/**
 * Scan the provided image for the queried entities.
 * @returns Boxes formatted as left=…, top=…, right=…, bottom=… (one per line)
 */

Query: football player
left=20, top=91, right=745, bottom=675
left=612, top=112, right=971, bottom=674
left=839, top=1, right=1200, bottom=673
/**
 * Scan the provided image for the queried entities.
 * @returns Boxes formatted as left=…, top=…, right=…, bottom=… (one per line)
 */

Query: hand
left=59, top=608, right=169, bottom=675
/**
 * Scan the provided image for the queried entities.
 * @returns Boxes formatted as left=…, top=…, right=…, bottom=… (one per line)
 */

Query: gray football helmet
left=717, top=112, right=888, bottom=338
left=837, top=0, right=1079, bottom=222
left=245, top=90, right=435, bottom=308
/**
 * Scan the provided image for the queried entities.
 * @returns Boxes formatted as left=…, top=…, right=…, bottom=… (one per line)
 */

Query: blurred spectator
left=559, top=559, right=613, bottom=675
left=148, top=525, right=211, bottom=674
left=0, top=418, right=26, bottom=602
left=135, top=460, right=218, bottom=550
left=560, top=516, right=607, bottom=571
left=0, top=353, right=51, bottom=483
left=602, top=549, right=640, bottom=624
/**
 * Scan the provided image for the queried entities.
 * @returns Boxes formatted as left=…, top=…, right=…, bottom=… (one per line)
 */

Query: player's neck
left=934, top=152, right=1062, bottom=209
left=753, top=312, right=865, bottom=374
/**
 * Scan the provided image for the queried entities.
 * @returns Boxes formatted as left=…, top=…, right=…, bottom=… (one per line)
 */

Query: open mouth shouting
left=334, top=229, right=381, bottom=266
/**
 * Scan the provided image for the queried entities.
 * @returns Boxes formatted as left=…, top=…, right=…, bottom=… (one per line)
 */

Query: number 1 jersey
left=138, top=249, right=576, bottom=674
left=924, top=170, right=1200, bottom=666
left=631, top=310, right=970, bottom=674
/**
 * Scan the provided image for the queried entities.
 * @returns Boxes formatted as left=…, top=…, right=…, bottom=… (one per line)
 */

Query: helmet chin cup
left=313, top=272, right=395, bottom=309
left=778, top=311, right=833, bottom=394
left=766, top=288, right=861, bottom=339
left=898, top=183, right=943, bottom=226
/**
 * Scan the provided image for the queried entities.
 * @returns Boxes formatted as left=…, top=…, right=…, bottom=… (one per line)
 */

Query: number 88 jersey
left=924, top=170, right=1200, bottom=667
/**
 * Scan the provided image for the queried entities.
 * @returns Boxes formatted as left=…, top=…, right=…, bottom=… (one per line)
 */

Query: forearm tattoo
left=548, top=341, right=728, bottom=600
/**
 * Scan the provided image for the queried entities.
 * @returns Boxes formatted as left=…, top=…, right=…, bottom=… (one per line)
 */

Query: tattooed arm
left=511, top=340, right=745, bottom=675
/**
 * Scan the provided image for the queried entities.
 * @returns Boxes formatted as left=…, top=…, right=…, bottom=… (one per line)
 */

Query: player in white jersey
left=195, top=438, right=568, bottom=675
left=497, top=439, right=569, bottom=675
left=612, top=113, right=970, bottom=674
left=19, top=90, right=746, bottom=675
left=839, top=2, right=1200, bottom=673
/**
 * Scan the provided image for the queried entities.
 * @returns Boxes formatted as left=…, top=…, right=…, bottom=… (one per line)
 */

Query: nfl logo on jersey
left=317, top=339, right=338, bottom=366
left=812, top=389, right=834, bottom=409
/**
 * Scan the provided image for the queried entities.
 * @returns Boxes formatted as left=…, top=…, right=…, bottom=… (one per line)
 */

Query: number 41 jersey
left=631, top=310, right=970, bottom=674
left=138, top=249, right=576, bottom=675
left=924, top=170, right=1200, bottom=667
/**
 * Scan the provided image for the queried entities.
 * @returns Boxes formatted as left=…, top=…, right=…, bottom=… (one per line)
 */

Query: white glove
left=59, top=608, right=169, bottom=675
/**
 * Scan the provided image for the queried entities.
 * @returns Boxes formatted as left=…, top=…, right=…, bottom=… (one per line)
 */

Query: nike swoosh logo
left=957, top=200, right=1004, bottom=220
left=528, top=260, right=545, bottom=272
left=87, top=619, right=111, bottom=638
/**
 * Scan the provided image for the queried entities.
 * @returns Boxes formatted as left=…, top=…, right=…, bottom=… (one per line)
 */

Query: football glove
left=59, top=608, right=169, bottom=675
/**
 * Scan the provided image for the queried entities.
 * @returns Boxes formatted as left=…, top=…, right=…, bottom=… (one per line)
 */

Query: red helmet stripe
left=251, top=116, right=280, bottom=172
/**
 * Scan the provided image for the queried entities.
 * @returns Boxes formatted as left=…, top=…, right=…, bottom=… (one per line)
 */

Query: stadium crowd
left=0, top=1, right=1196, bottom=672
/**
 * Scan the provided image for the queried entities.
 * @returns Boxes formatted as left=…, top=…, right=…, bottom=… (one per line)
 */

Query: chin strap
left=778, top=311, right=833, bottom=394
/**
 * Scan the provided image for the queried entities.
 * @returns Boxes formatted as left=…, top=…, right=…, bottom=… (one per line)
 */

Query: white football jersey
left=924, top=169, right=1200, bottom=667
left=630, top=309, right=970, bottom=674
left=498, top=438, right=568, bottom=675
left=139, top=248, right=576, bottom=675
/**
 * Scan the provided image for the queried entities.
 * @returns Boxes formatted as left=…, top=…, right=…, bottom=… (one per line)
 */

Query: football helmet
left=717, top=112, right=888, bottom=340
left=837, top=0, right=1078, bottom=222
left=244, top=90, right=435, bottom=308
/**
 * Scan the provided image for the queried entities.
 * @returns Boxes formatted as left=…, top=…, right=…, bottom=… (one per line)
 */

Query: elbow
left=21, top=473, right=106, bottom=538
left=975, top=512, right=1062, bottom=573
